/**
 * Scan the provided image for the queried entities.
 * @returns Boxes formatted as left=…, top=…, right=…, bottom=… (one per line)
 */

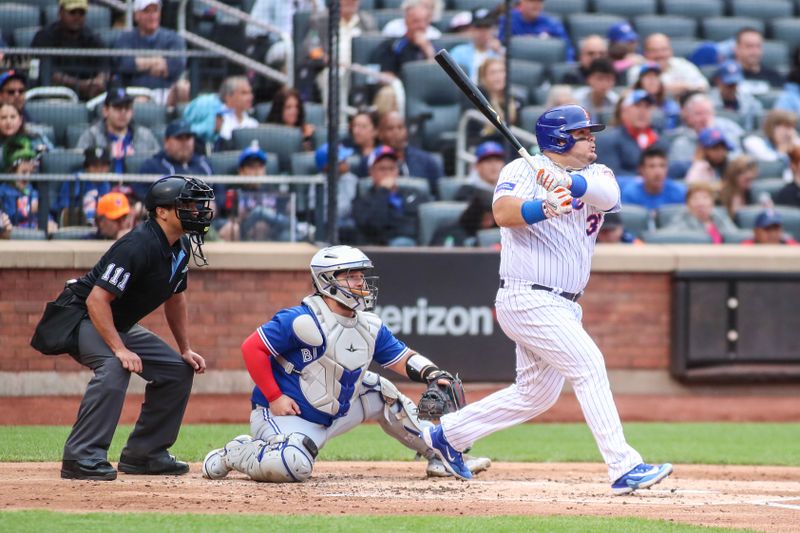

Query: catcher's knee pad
left=373, top=376, right=431, bottom=457
left=229, top=433, right=318, bottom=483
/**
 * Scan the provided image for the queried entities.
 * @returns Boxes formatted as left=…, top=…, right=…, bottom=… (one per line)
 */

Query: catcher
left=202, top=245, right=490, bottom=482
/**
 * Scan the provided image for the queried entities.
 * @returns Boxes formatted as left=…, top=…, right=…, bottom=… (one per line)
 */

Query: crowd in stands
left=1, top=0, right=800, bottom=247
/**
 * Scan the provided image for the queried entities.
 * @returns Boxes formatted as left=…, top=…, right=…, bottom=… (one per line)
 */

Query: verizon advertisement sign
left=366, top=249, right=516, bottom=382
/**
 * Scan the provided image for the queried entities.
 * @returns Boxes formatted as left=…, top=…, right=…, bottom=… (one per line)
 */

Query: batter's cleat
left=202, top=435, right=252, bottom=480
left=611, top=463, right=673, bottom=495
left=426, top=454, right=491, bottom=478
left=421, top=425, right=472, bottom=480
left=61, top=459, right=117, bottom=481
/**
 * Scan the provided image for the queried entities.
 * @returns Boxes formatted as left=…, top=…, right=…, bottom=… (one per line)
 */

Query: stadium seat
left=25, top=101, right=89, bottom=148
left=433, top=35, right=470, bottom=52
left=124, top=152, right=158, bottom=174
left=450, top=0, right=503, bottom=11
left=770, top=20, right=800, bottom=56
left=12, top=26, right=40, bottom=48
left=567, top=14, right=626, bottom=45
left=41, top=150, right=84, bottom=174
left=594, top=0, right=656, bottom=17
left=721, top=228, right=755, bottom=244
left=633, top=16, right=698, bottom=40
left=10, top=228, right=47, bottom=240
left=761, top=40, right=790, bottom=71
left=357, top=176, right=431, bottom=198
left=476, top=227, right=501, bottom=248
left=736, top=206, right=800, bottom=238
left=753, top=90, right=783, bottom=111
left=207, top=150, right=279, bottom=176
left=508, top=60, right=545, bottom=105
left=750, top=178, right=786, bottom=202
left=65, top=123, right=89, bottom=149
left=756, top=159, right=787, bottom=179
left=641, top=229, right=714, bottom=243
left=520, top=105, right=548, bottom=134
left=351, top=33, right=392, bottom=66
left=541, top=0, right=588, bottom=16
left=437, top=178, right=471, bottom=201
left=670, top=39, right=704, bottom=60
left=372, top=9, right=402, bottom=32
left=549, top=62, right=580, bottom=84
left=96, top=28, right=124, bottom=48
left=619, top=205, right=652, bottom=238
left=305, top=102, right=326, bottom=129
left=418, top=201, right=468, bottom=246
left=662, top=0, right=724, bottom=19
left=133, top=102, right=167, bottom=129
left=232, top=126, right=303, bottom=173
left=656, top=204, right=687, bottom=228
left=51, top=226, right=96, bottom=240
left=290, top=151, right=318, bottom=176
left=0, top=5, right=40, bottom=41
left=24, top=0, right=58, bottom=9
left=379, top=0, right=403, bottom=8
left=509, top=37, right=567, bottom=67
left=702, top=17, right=764, bottom=42
left=402, top=60, right=462, bottom=151
left=44, top=5, right=110, bottom=28
left=731, top=0, right=793, bottom=21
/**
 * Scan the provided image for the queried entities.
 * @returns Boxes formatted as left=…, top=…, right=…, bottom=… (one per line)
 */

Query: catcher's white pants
left=440, top=287, right=642, bottom=481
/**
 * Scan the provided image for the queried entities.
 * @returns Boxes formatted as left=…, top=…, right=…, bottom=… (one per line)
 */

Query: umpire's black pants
left=63, top=319, right=195, bottom=463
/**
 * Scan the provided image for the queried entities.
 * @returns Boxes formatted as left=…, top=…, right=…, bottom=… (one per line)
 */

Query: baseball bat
left=434, top=49, right=537, bottom=167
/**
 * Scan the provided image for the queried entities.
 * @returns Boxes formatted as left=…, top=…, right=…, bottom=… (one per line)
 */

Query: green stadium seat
left=0, top=5, right=40, bottom=41
left=662, top=0, right=724, bottom=19
left=208, top=150, right=279, bottom=176
left=731, top=0, right=793, bottom=21
left=418, top=201, right=468, bottom=246
left=641, top=229, right=714, bottom=243
left=232, top=126, right=303, bottom=173
left=619, top=205, right=652, bottom=238
left=476, top=227, right=502, bottom=248
left=594, top=0, right=657, bottom=17
left=634, top=15, right=698, bottom=40
left=702, top=17, right=764, bottom=42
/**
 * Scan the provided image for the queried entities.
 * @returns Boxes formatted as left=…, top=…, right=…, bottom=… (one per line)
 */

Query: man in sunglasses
left=31, top=0, right=108, bottom=100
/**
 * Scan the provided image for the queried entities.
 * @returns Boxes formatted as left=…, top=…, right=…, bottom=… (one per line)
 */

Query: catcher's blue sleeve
left=374, top=325, right=409, bottom=367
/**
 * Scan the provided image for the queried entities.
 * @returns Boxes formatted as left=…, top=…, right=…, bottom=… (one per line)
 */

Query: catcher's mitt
left=417, top=370, right=466, bottom=421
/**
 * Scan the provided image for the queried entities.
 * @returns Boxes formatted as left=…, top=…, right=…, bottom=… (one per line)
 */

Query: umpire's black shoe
left=61, top=459, right=117, bottom=481
left=118, top=454, right=190, bottom=475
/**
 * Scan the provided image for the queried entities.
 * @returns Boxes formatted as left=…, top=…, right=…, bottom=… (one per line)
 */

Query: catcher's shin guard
left=225, top=433, right=318, bottom=482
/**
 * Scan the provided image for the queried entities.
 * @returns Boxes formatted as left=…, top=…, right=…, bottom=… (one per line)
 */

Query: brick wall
left=1, top=268, right=672, bottom=373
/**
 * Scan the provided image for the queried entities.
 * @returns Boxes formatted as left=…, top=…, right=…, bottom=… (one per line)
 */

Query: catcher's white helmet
left=310, top=245, right=378, bottom=311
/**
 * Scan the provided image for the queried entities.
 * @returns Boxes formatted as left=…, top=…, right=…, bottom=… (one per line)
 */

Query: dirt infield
left=1, top=462, right=798, bottom=531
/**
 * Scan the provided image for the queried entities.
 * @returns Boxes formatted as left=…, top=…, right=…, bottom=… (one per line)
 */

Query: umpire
left=56, top=175, right=214, bottom=480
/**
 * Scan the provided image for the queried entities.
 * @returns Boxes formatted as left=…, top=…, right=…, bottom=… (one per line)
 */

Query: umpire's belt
left=499, top=279, right=582, bottom=302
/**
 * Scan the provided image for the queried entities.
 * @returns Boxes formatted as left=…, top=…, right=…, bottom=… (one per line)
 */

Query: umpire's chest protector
left=296, top=296, right=380, bottom=418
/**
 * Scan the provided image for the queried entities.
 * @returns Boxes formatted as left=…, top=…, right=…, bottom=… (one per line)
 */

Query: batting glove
left=543, top=186, right=574, bottom=218
left=535, top=168, right=572, bottom=192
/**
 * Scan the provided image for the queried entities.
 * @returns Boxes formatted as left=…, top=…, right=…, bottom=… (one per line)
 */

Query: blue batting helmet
left=535, top=105, right=605, bottom=154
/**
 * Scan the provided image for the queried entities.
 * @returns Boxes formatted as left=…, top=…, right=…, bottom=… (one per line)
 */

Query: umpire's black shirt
left=71, top=219, right=191, bottom=332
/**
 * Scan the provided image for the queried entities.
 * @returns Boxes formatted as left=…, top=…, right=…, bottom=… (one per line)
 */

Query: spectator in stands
left=633, top=62, right=680, bottom=131
left=216, top=145, right=270, bottom=242
left=449, top=8, right=502, bottom=83
left=596, top=212, right=639, bottom=244
left=665, top=182, right=737, bottom=243
left=734, top=28, right=784, bottom=96
left=0, top=71, right=52, bottom=144
left=377, top=111, right=442, bottom=196
left=114, top=0, right=189, bottom=107
left=383, top=0, right=443, bottom=39
left=633, top=33, right=708, bottom=98
left=314, top=143, right=359, bottom=241
left=90, top=192, right=133, bottom=240
left=301, top=0, right=377, bottom=105
left=0, top=103, right=49, bottom=166
left=77, top=87, right=160, bottom=174
left=621, top=146, right=686, bottom=213
left=606, top=22, right=644, bottom=82
left=668, top=93, right=744, bottom=164
left=431, top=189, right=497, bottom=247
left=774, top=47, right=800, bottom=115
left=719, top=155, right=758, bottom=219
left=377, top=1, right=440, bottom=78
left=31, top=0, right=108, bottom=100
left=347, top=110, right=378, bottom=177
left=776, top=146, right=800, bottom=208
left=685, top=127, right=734, bottom=184
left=54, top=147, right=113, bottom=226
left=562, top=35, right=608, bottom=85
left=742, top=210, right=798, bottom=245
left=353, top=145, right=432, bottom=246
left=0, top=140, right=55, bottom=233
left=743, top=109, right=800, bottom=182
left=455, top=141, right=506, bottom=201
left=477, top=58, right=521, bottom=142
left=596, top=89, right=667, bottom=178
left=709, top=61, right=763, bottom=133
left=265, top=87, right=315, bottom=151
left=497, top=0, right=574, bottom=62
left=573, top=58, right=619, bottom=123
left=217, top=77, right=258, bottom=148
left=137, top=119, right=213, bottom=201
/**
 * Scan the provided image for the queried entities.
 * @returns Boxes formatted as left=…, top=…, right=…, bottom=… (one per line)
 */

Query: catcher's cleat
left=426, top=454, right=491, bottom=478
left=611, top=463, right=673, bottom=495
left=421, top=425, right=472, bottom=480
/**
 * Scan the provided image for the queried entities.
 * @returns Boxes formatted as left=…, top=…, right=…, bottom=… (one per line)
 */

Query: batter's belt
left=499, top=279, right=583, bottom=302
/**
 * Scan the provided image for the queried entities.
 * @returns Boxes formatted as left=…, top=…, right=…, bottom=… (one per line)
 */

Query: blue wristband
left=570, top=173, right=588, bottom=198
left=521, top=199, right=547, bottom=224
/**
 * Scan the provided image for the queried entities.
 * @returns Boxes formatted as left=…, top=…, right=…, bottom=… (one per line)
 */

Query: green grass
left=0, top=511, right=757, bottom=533
left=1, top=422, right=798, bottom=465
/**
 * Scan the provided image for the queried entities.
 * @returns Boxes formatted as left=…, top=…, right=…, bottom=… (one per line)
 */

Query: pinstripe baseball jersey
left=493, top=155, right=621, bottom=293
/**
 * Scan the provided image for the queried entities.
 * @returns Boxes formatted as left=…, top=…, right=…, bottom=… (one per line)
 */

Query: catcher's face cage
left=310, top=246, right=378, bottom=311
